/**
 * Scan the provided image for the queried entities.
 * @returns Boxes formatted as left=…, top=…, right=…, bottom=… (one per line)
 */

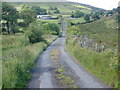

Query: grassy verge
left=2, top=34, right=57, bottom=88
left=66, top=39, right=118, bottom=88
left=66, top=16, right=118, bottom=88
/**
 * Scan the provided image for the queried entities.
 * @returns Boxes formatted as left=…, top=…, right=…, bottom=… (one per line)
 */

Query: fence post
left=95, top=43, right=98, bottom=52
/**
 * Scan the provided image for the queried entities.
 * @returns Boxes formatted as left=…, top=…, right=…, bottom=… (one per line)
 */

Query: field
left=77, top=16, right=118, bottom=48
left=38, top=19, right=59, bottom=24
left=66, top=15, right=118, bottom=88
left=67, top=17, right=86, bottom=25
left=73, top=4, right=92, bottom=10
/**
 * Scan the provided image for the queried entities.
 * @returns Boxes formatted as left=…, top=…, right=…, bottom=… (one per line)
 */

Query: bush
left=27, top=22, right=45, bottom=44
left=43, top=23, right=60, bottom=35
left=92, top=14, right=100, bottom=20
left=71, top=10, right=84, bottom=18
left=84, top=14, right=90, bottom=22
left=18, top=22, right=27, bottom=27
left=2, top=27, right=6, bottom=32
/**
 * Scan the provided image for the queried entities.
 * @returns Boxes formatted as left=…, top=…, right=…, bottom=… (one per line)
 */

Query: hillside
left=9, top=2, right=104, bottom=15
left=78, top=15, right=118, bottom=48
left=66, top=14, right=118, bottom=88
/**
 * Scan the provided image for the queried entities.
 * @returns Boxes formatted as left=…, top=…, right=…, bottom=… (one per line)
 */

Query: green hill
left=66, top=14, right=118, bottom=88
left=9, top=2, right=104, bottom=15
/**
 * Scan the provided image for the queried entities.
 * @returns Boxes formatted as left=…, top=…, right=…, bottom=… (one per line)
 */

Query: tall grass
left=66, top=16, right=118, bottom=88
left=2, top=34, right=29, bottom=51
left=2, top=33, right=57, bottom=88
left=66, top=39, right=118, bottom=88
left=76, top=17, right=118, bottom=48
left=3, top=43, right=46, bottom=88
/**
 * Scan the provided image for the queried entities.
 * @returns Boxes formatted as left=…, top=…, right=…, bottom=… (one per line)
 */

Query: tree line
left=71, top=10, right=100, bottom=22
left=71, top=7, right=119, bottom=22
left=2, top=2, right=48, bottom=34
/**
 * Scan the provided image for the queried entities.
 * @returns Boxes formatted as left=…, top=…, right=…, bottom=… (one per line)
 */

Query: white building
left=37, top=15, right=51, bottom=20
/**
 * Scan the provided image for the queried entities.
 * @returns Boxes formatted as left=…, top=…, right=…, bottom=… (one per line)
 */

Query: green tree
left=54, top=9, right=60, bottom=14
left=31, top=6, right=47, bottom=15
left=57, top=15, right=63, bottom=24
left=27, top=22, right=45, bottom=44
left=49, top=7, right=60, bottom=14
left=43, top=23, right=60, bottom=35
left=107, top=10, right=114, bottom=15
left=84, top=14, right=90, bottom=22
left=95, top=11, right=104, bottom=16
left=118, top=7, right=120, bottom=23
left=92, top=14, right=100, bottom=20
left=71, top=10, right=84, bottom=18
left=2, top=2, right=19, bottom=34
left=20, top=5, right=30, bottom=10
left=20, top=7, right=37, bottom=26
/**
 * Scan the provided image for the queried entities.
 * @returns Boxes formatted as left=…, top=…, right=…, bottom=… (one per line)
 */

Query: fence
left=71, top=35, right=106, bottom=52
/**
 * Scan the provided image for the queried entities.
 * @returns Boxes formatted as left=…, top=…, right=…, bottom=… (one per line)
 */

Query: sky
left=67, top=0, right=120, bottom=10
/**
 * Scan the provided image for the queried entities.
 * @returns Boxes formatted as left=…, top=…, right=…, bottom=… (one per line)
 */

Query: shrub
left=43, top=23, right=60, bottom=35
left=27, top=22, right=45, bottom=44
left=2, top=27, right=6, bottom=32
left=92, top=14, right=100, bottom=20
left=84, top=14, right=90, bottom=22
left=71, top=10, right=84, bottom=18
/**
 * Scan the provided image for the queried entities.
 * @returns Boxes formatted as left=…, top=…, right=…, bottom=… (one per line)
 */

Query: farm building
left=37, top=15, right=58, bottom=20
left=37, top=15, right=51, bottom=20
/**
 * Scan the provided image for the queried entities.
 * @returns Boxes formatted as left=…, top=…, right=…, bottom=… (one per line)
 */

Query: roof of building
left=37, top=15, right=51, bottom=17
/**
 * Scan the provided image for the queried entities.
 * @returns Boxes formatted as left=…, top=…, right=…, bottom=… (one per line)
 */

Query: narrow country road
left=27, top=20, right=109, bottom=88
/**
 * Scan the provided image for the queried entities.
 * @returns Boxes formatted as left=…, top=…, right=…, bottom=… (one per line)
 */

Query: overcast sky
left=67, top=0, right=120, bottom=10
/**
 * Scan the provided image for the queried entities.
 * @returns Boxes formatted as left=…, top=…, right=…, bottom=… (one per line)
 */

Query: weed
left=70, top=85, right=78, bottom=88
left=55, top=67, right=78, bottom=88
left=55, top=67, right=65, bottom=73
left=50, top=49, right=60, bottom=60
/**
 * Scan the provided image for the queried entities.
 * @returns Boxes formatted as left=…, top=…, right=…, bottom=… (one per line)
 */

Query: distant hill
left=8, top=2, right=105, bottom=15
left=69, top=2, right=105, bottom=10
